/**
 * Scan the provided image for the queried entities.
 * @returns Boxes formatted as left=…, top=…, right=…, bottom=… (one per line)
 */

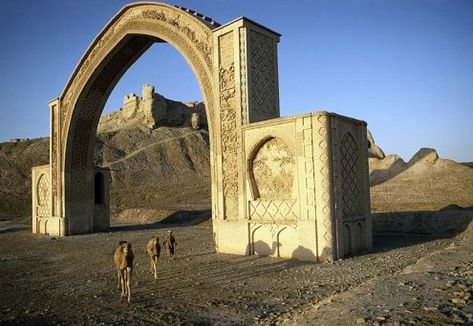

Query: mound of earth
left=370, top=148, right=473, bottom=212
left=95, top=126, right=211, bottom=223
left=369, top=154, right=407, bottom=185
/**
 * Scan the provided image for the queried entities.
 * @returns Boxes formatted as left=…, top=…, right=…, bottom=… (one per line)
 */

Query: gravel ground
left=0, top=218, right=471, bottom=325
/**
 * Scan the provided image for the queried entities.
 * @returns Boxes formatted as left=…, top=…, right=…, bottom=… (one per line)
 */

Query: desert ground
left=1, top=94, right=472, bottom=325
left=0, top=211, right=472, bottom=326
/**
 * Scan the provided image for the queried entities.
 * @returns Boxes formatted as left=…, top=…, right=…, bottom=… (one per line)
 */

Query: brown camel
left=113, top=241, right=134, bottom=303
left=146, top=236, right=161, bottom=281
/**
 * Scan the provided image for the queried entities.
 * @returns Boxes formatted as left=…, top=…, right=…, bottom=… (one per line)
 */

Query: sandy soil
left=0, top=216, right=472, bottom=326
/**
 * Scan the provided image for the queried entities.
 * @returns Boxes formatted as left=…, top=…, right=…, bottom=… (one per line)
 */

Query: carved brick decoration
left=252, top=137, right=294, bottom=199
left=37, top=173, right=50, bottom=217
left=249, top=200, right=298, bottom=220
left=50, top=106, right=57, bottom=213
left=239, top=28, right=249, bottom=124
left=296, top=116, right=316, bottom=220
left=248, top=30, right=277, bottom=116
left=340, top=133, right=362, bottom=218
left=314, top=114, right=334, bottom=253
left=218, top=32, right=238, bottom=197
left=141, top=9, right=213, bottom=69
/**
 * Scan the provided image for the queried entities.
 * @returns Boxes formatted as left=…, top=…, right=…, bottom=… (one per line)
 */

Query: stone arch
left=252, top=225, right=278, bottom=257
left=57, top=3, right=220, bottom=233
left=250, top=225, right=263, bottom=255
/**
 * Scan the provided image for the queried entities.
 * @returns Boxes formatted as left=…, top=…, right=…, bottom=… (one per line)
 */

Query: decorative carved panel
left=249, top=200, right=297, bottom=220
left=218, top=31, right=238, bottom=196
left=37, top=174, right=50, bottom=217
left=251, top=137, right=294, bottom=199
left=248, top=30, right=277, bottom=117
left=239, top=28, right=249, bottom=124
left=314, top=114, right=334, bottom=248
left=296, top=116, right=316, bottom=219
left=340, top=133, right=362, bottom=218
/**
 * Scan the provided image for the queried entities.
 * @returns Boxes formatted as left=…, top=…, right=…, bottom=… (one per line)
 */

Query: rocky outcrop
left=0, top=89, right=210, bottom=222
left=369, top=154, right=407, bottom=186
left=98, top=84, right=206, bottom=133
left=370, top=148, right=473, bottom=212
left=408, top=147, right=439, bottom=165
left=367, top=130, right=385, bottom=159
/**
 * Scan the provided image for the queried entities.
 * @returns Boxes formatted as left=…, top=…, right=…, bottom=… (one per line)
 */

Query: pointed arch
left=58, top=3, right=220, bottom=233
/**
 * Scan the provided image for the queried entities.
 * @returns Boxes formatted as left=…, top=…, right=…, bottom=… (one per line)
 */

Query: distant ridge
left=1, top=89, right=472, bottom=221
left=370, top=147, right=473, bottom=212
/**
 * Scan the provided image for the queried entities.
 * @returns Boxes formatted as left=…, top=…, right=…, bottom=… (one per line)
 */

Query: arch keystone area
left=32, top=2, right=372, bottom=261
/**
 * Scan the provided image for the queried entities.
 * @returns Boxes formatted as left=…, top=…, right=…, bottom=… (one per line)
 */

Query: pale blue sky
left=0, top=0, right=472, bottom=162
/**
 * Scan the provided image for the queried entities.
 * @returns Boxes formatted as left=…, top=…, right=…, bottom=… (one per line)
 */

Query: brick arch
left=57, top=3, right=219, bottom=233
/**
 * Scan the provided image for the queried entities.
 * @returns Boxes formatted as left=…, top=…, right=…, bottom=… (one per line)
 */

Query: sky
left=0, top=0, right=472, bottom=162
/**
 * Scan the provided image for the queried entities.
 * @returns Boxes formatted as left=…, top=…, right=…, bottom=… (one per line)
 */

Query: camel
left=163, top=230, right=177, bottom=260
left=146, top=236, right=161, bottom=281
left=113, top=241, right=134, bottom=303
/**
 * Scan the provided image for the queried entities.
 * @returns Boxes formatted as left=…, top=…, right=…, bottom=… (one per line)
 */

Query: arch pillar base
left=32, top=164, right=110, bottom=236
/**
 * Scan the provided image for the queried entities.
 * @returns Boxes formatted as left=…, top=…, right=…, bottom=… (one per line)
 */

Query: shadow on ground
left=111, top=209, right=211, bottom=232
left=0, top=226, right=30, bottom=235
left=367, top=207, right=473, bottom=256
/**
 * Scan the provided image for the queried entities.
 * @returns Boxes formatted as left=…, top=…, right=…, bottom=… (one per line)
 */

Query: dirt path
left=0, top=219, right=471, bottom=325
left=102, top=130, right=202, bottom=168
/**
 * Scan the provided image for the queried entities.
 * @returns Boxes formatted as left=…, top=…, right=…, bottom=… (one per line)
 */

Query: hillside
left=96, top=126, right=211, bottom=223
left=370, top=148, right=473, bottom=212
left=0, top=127, right=210, bottom=222
left=1, top=95, right=472, bottom=222
left=0, top=138, right=49, bottom=219
left=0, top=89, right=211, bottom=223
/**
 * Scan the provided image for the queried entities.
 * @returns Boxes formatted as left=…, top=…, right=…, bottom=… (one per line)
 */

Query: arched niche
left=247, top=136, right=295, bottom=200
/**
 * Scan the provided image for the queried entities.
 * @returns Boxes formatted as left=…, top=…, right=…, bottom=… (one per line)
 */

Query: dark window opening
left=95, top=172, right=105, bottom=204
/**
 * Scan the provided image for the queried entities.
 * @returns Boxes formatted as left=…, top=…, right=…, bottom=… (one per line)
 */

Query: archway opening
left=64, top=31, right=213, bottom=233
left=97, top=42, right=211, bottom=226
